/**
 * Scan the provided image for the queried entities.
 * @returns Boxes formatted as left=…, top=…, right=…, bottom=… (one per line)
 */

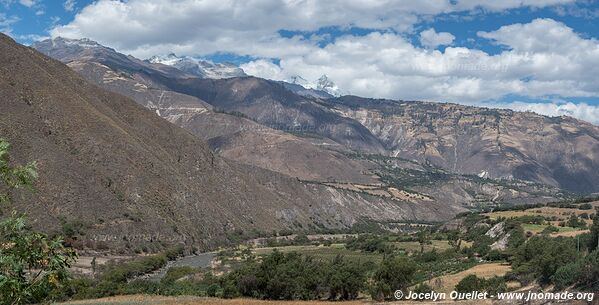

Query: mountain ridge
left=2, top=33, right=479, bottom=253
left=31, top=37, right=599, bottom=194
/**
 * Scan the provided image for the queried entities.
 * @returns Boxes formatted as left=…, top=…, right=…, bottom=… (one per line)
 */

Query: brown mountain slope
left=63, top=58, right=376, bottom=184
left=30, top=38, right=566, bottom=207
left=55, top=57, right=560, bottom=208
left=33, top=38, right=599, bottom=194
left=1, top=34, right=469, bottom=252
left=0, top=34, right=301, bottom=249
left=327, top=96, right=599, bottom=194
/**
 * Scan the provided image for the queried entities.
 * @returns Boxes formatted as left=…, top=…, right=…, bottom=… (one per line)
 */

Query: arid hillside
left=1, top=34, right=473, bottom=252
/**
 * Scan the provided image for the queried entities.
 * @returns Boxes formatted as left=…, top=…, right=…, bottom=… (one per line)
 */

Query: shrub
left=455, top=275, right=486, bottom=293
left=512, top=236, right=577, bottom=285
left=455, top=275, right=506, bottom=295
left=345, top=234, right=392, bottom=253
left=370, top=256, right=416, bottom=301
left=552, top=262, right=582, bottom=290
left=161, top=266, right=198, bottom=285
left=541, top=225, right=559, bottom=235
left=0, top=139, right=76, bottom=305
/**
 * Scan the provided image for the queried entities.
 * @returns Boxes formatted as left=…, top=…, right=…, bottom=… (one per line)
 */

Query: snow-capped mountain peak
left=285, top=74, right=345, bottom=97
left=147, top=53, right=246, bottom=79
left=51, top=37, right=104, bottom=49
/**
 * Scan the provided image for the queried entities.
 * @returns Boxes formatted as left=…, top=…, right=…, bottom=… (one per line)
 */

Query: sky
left=2, top=0, right=599, bottom=124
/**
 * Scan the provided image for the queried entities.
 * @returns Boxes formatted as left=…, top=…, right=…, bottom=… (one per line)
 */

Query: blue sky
left=2, top=0, right=599, bottom=123
left=5, top=1, right=599, bottom=58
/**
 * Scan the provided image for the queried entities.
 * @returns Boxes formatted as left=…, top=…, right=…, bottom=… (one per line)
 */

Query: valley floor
left=54, top=294, right=495, bottom=305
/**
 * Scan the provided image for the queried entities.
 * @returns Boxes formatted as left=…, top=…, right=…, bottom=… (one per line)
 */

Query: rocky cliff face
left=21, top=36, right=596, bottom=253
left=31, top=37, right=576, bottom=199
left=2, top=34, right=483, bottom=253
left=327, top=96, right=599, bottom=193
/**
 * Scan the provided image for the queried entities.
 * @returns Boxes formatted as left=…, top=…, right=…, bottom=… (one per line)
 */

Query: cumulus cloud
left=453, top=0, right=575, bottom=11
left=483, top=101, right=599, bottom=125
left=18, top=0, right=35, bottom=7
left=48, top=0, right=599, bottom=124
left=50, top=0, right=576, bottom=58
left=419, top=28, right=455, bottom=48
left=240, top=19, right=599, bottom=107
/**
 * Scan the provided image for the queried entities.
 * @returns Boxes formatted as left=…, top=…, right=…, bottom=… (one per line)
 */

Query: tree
left=0, top=139, right=76, bottom=305
left=370, top=256, right=416, bottom=301
left=447, top=230, right=462, bottom=250
left=325, top=255, right=366, bottom=300
left=589, top=217, right=599, bottom=251
left=417, top=230, right=431, bottom=253
left=512, top=236, right=577, bottom=285
left=455, top=275, right=486, bottom=293
left=455, top=275, right=506, bottom=295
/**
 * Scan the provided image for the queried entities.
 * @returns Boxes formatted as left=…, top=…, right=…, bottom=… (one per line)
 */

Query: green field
left=392, top=240, right=453, bottom=252
left=252, top=244, right=383, bottom=263
left=521, top=223, right=577, bottom=233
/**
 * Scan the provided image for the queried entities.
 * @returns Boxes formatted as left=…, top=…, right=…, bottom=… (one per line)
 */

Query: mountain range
left=147, top=53, right=246, bottom=79
left=1, top=34, right=596, bottom=251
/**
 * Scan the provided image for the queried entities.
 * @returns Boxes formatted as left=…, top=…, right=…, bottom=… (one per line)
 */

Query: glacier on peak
left=147, top=53, right=246, bottom=79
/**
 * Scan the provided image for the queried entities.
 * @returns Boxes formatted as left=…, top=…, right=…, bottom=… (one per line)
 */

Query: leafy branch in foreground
left=0, top=138, right=76, bottom=305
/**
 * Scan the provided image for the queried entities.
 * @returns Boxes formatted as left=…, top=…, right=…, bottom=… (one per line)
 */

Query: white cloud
left=50, top=0, right=576, bottom=58
left=482, top=101, right=599, bottom=125
left=18, top=0, right=35, bottom=7
left=0, top=13, right=18, bottom=34
left=453, top=0, right=575, bottom=11
left=48, top=0, right=599, bottom=124
left=238, top=19, right=599, bottom=115
left=419, top=28, right=455, bottom=48
left=63, top=0, right=76, bottom=12
left=477, top=18, right=590, bottom=53
left=14, top=33, right=49, bottom=43
left=240, top=59, right=286, bottom=80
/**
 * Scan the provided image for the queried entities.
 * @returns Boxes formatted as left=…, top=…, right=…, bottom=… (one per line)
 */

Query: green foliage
left=541, top=225, right=560, bottom=235
left=455, top=275, right=506, bottom=295
left=413, top=283, right=434, bottom=294
left=370, top=256, right=416, bottom=301
left=552, top=261, right=582, bottom=290
left=323, top=255, right=367, bottom=300
left=206, top=283, right=220, bottom=297
left=0, top=215, right=77, bottom=305
left=100, top=247, right=183, bottom=284
left=589, top=217, right=599, bottom=251
left=574, top=250, right=599, bottom=290
left=58, top=246, right=184, bottom=300
left=512, top=236, right=577, bottom=285
left=566, top=215, right=587, bottom=229
left=219, top=250, right=372, bottom=300
left=345, top=234, right=392, bottom=253
left=506, top=226, right=526, bottom=250
left=161, top=267, right=198, bottom=286
left=0, top=139, right=76, bottom=305
left=222, top=250, right=316, bottom=300
left=467, top=235, right=493, bottom=258
left=0, top=139, right=37, bottom=205
left=455, top=275, right=486, bottom=293
left=552, top=250, right=599, bottom=291
left=60, top=219, right=88, bottom=239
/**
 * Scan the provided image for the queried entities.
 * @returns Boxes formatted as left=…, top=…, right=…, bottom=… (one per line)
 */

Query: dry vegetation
left=424, top=263, right=512, bottom=294
left=55, top=295, right=501, bottom=305
left=56, top=295, right=370, bottom=305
